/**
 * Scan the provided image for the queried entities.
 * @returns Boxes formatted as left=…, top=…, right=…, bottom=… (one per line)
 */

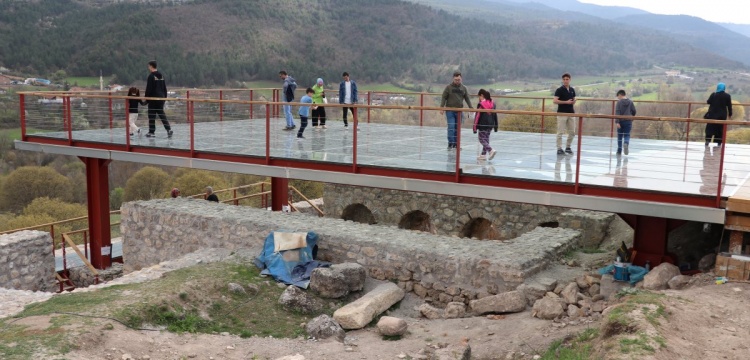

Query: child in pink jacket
left=473, top=89, right=499, bottom=160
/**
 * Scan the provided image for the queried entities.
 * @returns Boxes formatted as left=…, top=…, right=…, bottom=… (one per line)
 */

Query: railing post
left=219, top=90, right=224, bottom=122
left=686, top=103, right=692, bottom=145
left=367, top=91, right=371, bottom=124
left=61, top=235, right=67, bottom=273
left=125, top=98, right=131, bottom=150
left=265, top=102, right=271, bottom=164
left=610, top=100, right=615, bottom=138
left=84, top=232, right=88, bottom=260
left=419, top=93, right=424, bottom=127
left=19, top=94, right=26, bottom=141
left=50, top=225, right=55, bottom=257
left=352, top=106, right=358, bottom=173
left=249, top=90, right=254, bottom=119
left=541, top=98, right=546, bottom=133
left=574, top=116, right=584, bottom=194
left=189, top=97, right=195, bottom=157
left=261, top=183, right=266, bottom=209
left=234, top=189, right=238, bottom=206
left=455, top=111, right=462, bottom=183
left=66, top=96, right=73, bottom=145
left=717, top=122, right=728, bottom=207
left=108, top=91, right=113, bottom=129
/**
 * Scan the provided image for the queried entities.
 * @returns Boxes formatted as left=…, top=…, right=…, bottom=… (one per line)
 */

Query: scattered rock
left=227, top=282, right=245, bottom=294
left=642, top=263, right=681, bottom=290
left=274, top=355, right=305, bottom=360
left=560, top=283, right=579, bottom=304
left=469, top=291, right=526, bottom=315
left=531, top=297, right=564, bottom=320
left=516, top=283, right=547, bottom=306
left=567, top=259, right=579, bottom=267
left=698, top=253, right=717, bottom=272
left=376, top=316, right=408, bottom=336
left=333, top=282, right=405, bottom=329
left=279, top=285, right=323, bottom=314
left=419, top=303, right=444, bottom=320
left=553, top=282, right=565, bottom=295
left=668, top=275, right=692, bottom=290
left=246, top=283, right=260, bottom=294
left=588, top=283, right=600, bottom=297
left=486, top=314, right=506, bottom=320
left=599, top=274, right=631, bottom=300
left=434, top=339, right=471, bottom=360
left=537, top=277, right=558, bottom=291
left=575, top=277, right=589, bottom=290
left=305, top=314, right=345, bottom=341
left=592, top=294, right=605, bottom=302
left=444, top=302, right=466, bottom=319
left=310, top=263, right=366, bottom=299
left=584, top=274, right=601, bottom=286
left=567, top=304, right=582, bottom=319
left=121, top=354, right=133, bottom=360
left=591, top=301, right=606, bottom=313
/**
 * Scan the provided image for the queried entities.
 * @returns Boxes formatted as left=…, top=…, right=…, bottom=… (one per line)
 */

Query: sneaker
left=557, top=148, right=565, bottom=155
left=145, top=133, right=155, bottom=138
left=129, top=133, right=134, bottom=136
left=448, top=145, right=454, bottom=150
left=167, top=130, right=173, bottom=138
left=297, top=135, right=305, bottom=140
left=283, top=126, right=292, bottom=131
left=616, top=149, right=622, bottom=155
left=477, top=155, right=487, bottom=160
left=344, top=124, right=349, bottom=128
left=291, top=125, right=296, bottom=129
left=565, top=147, right=573, bottom=155
left=488, top=149, right=497, bottom=160
left=137, top=128, right=141, bottom=136
left=623, top=143, right=629, bottom=155
left=322, top=125, right=328, bottom=129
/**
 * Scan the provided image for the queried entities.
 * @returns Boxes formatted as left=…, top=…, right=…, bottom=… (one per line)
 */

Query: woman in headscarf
left=311, top=78, right=327, bottom=129
left=704, top=82, right=732, bottom=147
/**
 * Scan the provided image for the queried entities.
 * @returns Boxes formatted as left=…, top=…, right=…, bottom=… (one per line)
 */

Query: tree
left=499, top=106, right=556, bottom=134
left=0, top=166, right=74, bottom=212
left=110, top=187, right=124, bottom=210
left=23, top=197, right=87, bottom=220
left=123, top=166, right=170, bottom=201
left=173, top=170, right=228, bottom=199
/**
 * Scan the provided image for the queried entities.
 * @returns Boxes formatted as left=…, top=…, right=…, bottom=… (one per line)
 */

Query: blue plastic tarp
left=598, top=264, right=648, bottom=285
left=254, top=231, right=321, bottom=288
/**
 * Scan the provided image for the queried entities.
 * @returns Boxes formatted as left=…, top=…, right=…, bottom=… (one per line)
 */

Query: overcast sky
left=579, top=0, right=748, bottom=24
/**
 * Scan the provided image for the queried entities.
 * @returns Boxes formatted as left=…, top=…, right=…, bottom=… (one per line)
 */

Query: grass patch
left=619, top=332, right=655, bottom=354
left=540, top=328, right=599, bottom=360
left=65, top=77, right=100, bottom=87
left=580, top=248, right=607, bottom=254
left=0, top=319, right=76, bottom=359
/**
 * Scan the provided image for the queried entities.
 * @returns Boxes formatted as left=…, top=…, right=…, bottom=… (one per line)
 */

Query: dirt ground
left=25, top=277, right=744, bottom=360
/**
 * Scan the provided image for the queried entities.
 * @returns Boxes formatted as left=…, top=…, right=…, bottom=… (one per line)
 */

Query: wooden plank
left=63, top=234, right=99, bottom=276
left=725, top=215, right=750, bottom=229
left=726, top=201, right=750, bottom=213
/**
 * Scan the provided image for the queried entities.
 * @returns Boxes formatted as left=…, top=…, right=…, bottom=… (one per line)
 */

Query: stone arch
left=461, top=217, right=500, bottom=240
left=398, top=210, right=436, bottom=233
left=341, top=203, right=376, bottom=224
left=539, top=221, right=559, bottom=228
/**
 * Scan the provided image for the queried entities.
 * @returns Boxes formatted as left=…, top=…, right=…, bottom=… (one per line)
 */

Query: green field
left=65, top=77, right=100, bottom=86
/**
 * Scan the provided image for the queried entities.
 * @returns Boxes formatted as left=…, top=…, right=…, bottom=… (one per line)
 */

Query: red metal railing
left=17, top=90, right=750, bottom=209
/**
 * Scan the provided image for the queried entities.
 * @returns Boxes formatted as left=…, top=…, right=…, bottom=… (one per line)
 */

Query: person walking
left=205, top=186, right=219, bottom=202
left=311, top=78, right=327, bottom=129
left=473, top=89, right=498, bottom=161
left=126, top=87, right=147, bottom=137
left=553, top=73, right=576, bottom=155
left=615, top=89, right=637, bottom=155
left=338, top=72, right=358, bottom=128
left=297, top=88, right=314, bottom=139
left=144, top=60, right=173, bottom=138
left=440, top=71, right=472, bottom=149
left=704, top=82, right=733, bottom=147
left=279, top=70, right=297, bottom=130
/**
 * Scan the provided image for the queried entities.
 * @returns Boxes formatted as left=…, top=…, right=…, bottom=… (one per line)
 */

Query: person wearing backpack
left=279, top=70, right=297, bottom=130
left=473, top=89, right=498, bottom=161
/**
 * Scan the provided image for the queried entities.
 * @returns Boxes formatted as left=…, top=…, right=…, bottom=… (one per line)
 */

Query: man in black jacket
left=145, top=60, right=173, bottom=138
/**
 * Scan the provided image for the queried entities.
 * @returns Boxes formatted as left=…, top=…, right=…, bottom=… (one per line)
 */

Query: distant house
left=665, top=70, right=680, bottom=77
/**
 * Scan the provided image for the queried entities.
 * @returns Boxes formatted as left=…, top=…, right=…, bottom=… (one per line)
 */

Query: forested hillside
left=0, top=0, right=743, bottom=87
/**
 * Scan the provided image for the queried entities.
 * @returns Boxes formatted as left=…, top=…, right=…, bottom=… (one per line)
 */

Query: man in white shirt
left=338, top=72, right=358, bottom=128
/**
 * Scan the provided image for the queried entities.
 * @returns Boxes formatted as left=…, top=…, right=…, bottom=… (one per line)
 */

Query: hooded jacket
left=473, top=99, right=498, bottom=132
left=615, top=98, right=636, bottom=123
left=441, top=82, right=472, bottom=109
left=282, top=75, right=297, bottom=102
left=145, top=70, right=167, bottom=106
left=312, top=78, right=326, bottom=104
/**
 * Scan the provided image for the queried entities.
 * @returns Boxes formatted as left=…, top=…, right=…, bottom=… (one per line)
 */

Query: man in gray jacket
left=440, top=71, right=473, bottom=149
left=615, top=89, right=636, bottom=155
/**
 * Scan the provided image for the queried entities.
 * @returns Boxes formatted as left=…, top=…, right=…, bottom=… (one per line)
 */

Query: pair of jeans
left=556, top=115, right=576, bottom=149
left=478, top=130, right=492, bottom=154
left=283, top=103, right=294, bottom=128
left=147, top=101, right=170, bottom=134
left=342, top=106, right=355, bottom=126
left=297, top=116, right=308, bottom=137
left=445, top=111, right=461, bottom=145
left=617, top=120, right=632, bottom=152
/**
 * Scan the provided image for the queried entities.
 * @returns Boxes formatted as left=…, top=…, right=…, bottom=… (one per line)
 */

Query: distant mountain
left=616, top=14, right=750, bottom=66
left=0, top=0, right=743, bottom=87
left=720, top=23, right=750, bottom=38
left=502, top=0, right=649, bottom=19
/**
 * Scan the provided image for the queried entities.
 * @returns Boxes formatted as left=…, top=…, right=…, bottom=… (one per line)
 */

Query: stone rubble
left=333, top=282, right=405, bottom=329
left=0, top=230, right=54, bottom=292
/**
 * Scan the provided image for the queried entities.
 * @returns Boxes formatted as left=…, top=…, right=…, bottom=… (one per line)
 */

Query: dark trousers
left=312, top=107, right=326, bottom=126
left=147, top=101, right=171, bottom=134
left=297, top=116, right=308, bottom=137
left=478, top=130, right=492, bottom=154
left=342, top=106, right=356, bottom=126
left=705, top=123, right=724, bottom=145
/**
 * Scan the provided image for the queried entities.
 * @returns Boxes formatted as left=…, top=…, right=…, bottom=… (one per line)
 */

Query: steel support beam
left=619, top=214, right=685, bottom=267
left=270, top=177, right=288, bottom=211
left=81, top=157, right=112, bottom=269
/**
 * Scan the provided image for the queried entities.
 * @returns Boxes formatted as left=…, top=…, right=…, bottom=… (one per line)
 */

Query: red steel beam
left=81, top=157, right=112, bottom=269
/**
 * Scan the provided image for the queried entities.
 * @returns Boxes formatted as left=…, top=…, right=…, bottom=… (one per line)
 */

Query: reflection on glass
left=614, top=156, right=628, bottom=188
left=555, top=154, right=572, bottom=182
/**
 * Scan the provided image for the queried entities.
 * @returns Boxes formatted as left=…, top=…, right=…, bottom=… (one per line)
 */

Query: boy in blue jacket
left=298, top=88, right=314, bottom=139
